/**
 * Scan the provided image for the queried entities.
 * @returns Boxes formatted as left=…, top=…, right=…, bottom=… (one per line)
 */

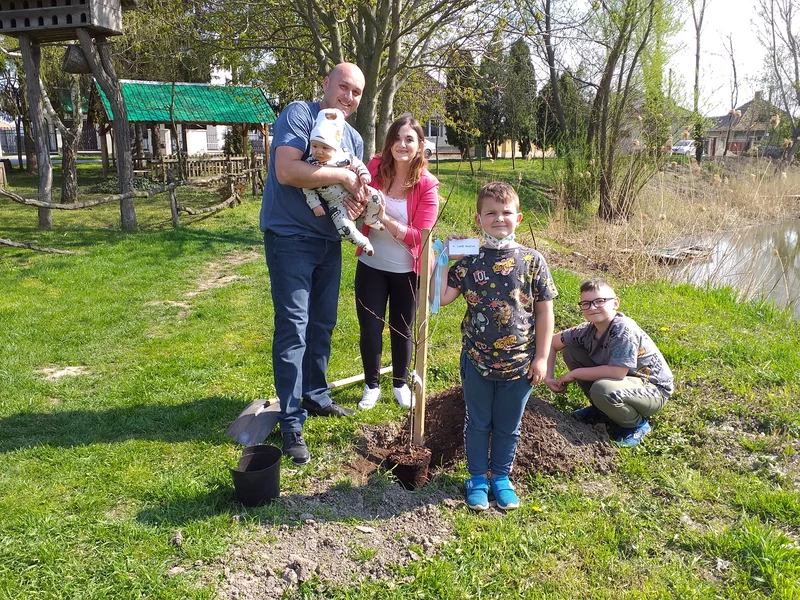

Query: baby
left=304, top=108, right=383, bottom=255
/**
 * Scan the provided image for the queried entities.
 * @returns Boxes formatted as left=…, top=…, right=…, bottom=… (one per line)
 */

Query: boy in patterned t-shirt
left=545, top=278, right=673, bottom=448
left=435, top=182, right=557, bottom=511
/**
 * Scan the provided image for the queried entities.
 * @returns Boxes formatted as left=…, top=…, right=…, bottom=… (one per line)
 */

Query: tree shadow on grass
left=135, top=473, right=462, bottom=528
left=0, top=396, right=246, bottom=453
left=0, top=222, right=262, bottom=256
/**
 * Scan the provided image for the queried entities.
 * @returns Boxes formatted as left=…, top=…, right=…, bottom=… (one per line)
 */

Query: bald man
left=260, top=63, right=367, bottom=464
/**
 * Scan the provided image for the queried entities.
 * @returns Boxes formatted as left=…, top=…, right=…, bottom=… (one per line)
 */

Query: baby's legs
left=460, top=353, right=532, bottom=477
left=589, top=378, right=666, bottom=429
left=362, top=186, right=384, bottom=230
left=327, top=195, right=374, bottom=255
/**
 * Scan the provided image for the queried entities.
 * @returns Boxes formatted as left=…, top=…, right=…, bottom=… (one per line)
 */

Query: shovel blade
left=226, top=398, right=281, bottom=446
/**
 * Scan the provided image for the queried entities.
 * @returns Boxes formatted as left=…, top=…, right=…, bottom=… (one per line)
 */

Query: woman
left=355, top=116, right=440, bottom=410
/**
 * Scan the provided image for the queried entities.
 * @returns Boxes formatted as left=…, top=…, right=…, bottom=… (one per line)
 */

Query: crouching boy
left=545, top=278, right=673, bottom=447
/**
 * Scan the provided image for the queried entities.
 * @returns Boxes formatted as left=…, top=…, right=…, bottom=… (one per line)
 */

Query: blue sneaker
left=490, top=475, right=520, bottom=510
left=616, top=420, right=652, bottom=447
left=465, top=476, right=489, bottom=511
left=573, top=404, right=606, bottom=422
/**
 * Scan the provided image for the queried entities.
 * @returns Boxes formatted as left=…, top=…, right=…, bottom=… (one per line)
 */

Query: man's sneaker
left=392, top=385, right=413, bottom=409
left=490, top=475, right=520, bottom=510
left=305, top=402, right=355, bottom=417
left=281, top=431, right=310, bottom=465
left=465, top=475, right=489, bottom=511
left=616, top=420, right=652, bottom=447
left=358, top=385, right=381, bottom=410
left=573, top=404, right=606, bottom=422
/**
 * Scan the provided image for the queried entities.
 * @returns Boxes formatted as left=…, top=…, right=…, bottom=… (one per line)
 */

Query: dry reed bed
left=543, top=158, right=800, bottom=281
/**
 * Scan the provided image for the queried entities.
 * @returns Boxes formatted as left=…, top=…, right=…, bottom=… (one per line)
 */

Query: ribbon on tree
left=431, top=239, right=449, bottom=314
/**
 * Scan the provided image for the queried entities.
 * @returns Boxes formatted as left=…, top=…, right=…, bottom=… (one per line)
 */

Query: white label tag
left=448, top=238, right=480, bottom=255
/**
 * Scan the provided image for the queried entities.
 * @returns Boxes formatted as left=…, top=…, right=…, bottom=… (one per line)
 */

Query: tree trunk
left=61, top=130, right=79, bottom=203
left=18, top=34, right=52, bottom=230
left=15, top=116, right=24, bottom=169
left=150, top=124, right=162, bottom=160
left=134, top=123, right=144, bottom=167
left=77, top=29, right=136, bottom=231
left=24, top=117, right=38, bottom=174
left=100, top=123, right=110, bottom=177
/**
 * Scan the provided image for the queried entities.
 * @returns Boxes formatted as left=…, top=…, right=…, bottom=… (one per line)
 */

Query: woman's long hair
left=375, top=116, right=428, bottom=193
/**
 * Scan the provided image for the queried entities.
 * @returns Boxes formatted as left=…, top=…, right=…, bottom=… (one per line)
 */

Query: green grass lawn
left=1, top=161, right=799, bottom=599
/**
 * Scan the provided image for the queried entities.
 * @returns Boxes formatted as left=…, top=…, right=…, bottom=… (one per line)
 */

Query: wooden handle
left=328, top=366, right=393, bottom=389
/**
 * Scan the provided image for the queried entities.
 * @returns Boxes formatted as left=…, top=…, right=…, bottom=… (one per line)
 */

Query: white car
left=670, top=139, right=697, bottom=156
left=424, top=139, right=436, bottom=159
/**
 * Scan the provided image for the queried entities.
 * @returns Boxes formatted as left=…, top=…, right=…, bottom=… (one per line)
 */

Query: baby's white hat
left=310, top=108, right=345, bottom=151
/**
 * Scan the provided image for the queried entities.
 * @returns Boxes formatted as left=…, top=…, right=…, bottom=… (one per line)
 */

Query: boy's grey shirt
left=260, top=101, right=364, bottom=239
left=560, top=312, right=674, bottom=397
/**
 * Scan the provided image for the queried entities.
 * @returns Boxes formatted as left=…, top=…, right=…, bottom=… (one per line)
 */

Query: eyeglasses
left=578, top=297, right=616, bottom=310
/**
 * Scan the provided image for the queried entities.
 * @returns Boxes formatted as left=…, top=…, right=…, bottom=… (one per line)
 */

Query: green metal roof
left=96, top=80, right=277, bottom=125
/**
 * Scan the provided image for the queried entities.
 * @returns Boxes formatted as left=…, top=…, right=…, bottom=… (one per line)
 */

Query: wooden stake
left=169, top=187, right=180, bottom=227
left=412, top=228, right=433, bottom=446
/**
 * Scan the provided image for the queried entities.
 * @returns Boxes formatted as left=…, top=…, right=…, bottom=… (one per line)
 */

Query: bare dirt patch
left=36, top=366, right=91, bottom=381
left=185, top=250, right=260, bottom=298
left=146, top=250, right=261, bottom=319
left=206, top=483, right=460, bottom=599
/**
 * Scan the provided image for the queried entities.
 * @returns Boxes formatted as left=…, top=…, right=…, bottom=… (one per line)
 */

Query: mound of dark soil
left=361, top=386, right=617, bottom=478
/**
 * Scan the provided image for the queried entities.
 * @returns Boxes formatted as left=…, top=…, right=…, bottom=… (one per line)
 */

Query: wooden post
left=250, top=150, right=257, bottom=197
left=412, top=228, right=433, bottom=446
left=169, top=187, right=180, bottom=227
left=18, top=34, right=53, bottom=230
left=99, top=123, right=109, bottom=178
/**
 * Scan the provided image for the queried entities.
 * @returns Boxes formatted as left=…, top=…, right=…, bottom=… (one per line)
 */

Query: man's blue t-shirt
left=259, top=101, right=364, bottom=239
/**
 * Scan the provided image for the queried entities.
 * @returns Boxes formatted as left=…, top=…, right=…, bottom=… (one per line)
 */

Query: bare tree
left=689, top=0, right=708, bottom=164
left=756, top=0, right=800, bottom=163
left=722, top=33, right=739, bottom=158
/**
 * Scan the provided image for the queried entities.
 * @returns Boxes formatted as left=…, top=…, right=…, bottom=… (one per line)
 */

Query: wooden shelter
left=95, top=79, right=276, bottom=172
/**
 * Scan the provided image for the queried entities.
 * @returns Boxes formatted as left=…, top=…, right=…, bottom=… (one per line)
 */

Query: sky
left=670, top=0, right=767, bottom=116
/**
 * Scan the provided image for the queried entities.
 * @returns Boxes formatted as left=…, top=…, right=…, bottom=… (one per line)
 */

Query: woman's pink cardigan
left=356, top=156, right=440, bottom=275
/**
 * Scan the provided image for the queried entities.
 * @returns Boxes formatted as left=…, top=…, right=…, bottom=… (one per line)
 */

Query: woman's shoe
left=465, top=475, right=489, bottom=511
left=490, top=475, right=520, bottom=510
left=358, top=385, right=381, bottom=410
left=393, top=385, right=413, bottom=409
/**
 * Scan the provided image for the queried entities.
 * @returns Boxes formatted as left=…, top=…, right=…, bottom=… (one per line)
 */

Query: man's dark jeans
left=264, top=230, right=341, bottom=433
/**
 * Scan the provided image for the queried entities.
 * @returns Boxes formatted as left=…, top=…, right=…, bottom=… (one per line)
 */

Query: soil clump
left=378, top=386, right=618, bottom=477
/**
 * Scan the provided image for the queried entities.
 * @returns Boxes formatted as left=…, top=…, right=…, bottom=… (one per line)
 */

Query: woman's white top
left=358, top=194, right=414, bottom=273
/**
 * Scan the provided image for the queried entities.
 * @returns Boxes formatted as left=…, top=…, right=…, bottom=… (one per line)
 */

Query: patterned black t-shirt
left=447, top=246, right=558, bottom=380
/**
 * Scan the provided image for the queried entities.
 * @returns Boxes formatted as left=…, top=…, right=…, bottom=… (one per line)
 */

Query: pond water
left=671, top=218, right=800, bottom=317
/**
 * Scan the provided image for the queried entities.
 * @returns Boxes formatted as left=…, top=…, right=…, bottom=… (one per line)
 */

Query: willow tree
left=586, top=0, right=672, bottom=222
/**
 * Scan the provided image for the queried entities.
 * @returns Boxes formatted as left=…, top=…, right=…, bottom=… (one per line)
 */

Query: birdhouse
left=0, top=0, right=137, bottom=42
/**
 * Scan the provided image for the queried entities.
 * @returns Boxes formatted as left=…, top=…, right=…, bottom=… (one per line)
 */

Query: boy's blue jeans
left=460, top=353, right=532, bottom=477
left=264, top=230, right=341, bottom=433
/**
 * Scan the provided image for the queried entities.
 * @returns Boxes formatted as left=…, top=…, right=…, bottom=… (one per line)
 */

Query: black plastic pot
left=230, top=444, right=281, bottom=506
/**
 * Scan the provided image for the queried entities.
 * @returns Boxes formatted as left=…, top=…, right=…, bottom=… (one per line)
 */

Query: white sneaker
left=393, top=385, right=413, bottom=409
left=358, top=385, right=381, bottom=410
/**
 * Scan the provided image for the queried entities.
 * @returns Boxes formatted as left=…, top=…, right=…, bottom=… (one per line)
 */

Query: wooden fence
left=133, top=153, right=265, bottom=183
